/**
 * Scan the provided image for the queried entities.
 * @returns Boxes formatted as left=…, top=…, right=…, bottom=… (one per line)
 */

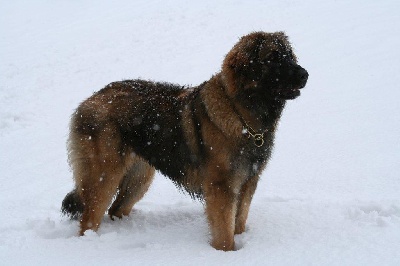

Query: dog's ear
left=222, top=32, right=267, bottom=96
left=271, top=31, right=297, bottom=63
left=273, top=31, right=286, bottom=39
left=221, top=44, right=241, bottom=96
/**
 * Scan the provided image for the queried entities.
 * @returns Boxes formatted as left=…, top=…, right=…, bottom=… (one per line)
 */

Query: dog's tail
left=61, top=189, right=83, bottom=220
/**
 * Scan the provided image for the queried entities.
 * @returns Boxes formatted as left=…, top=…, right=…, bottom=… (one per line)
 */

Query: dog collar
left=241, top=119, right=268, bottom=147
left=219, top=85, right=269, bottom=148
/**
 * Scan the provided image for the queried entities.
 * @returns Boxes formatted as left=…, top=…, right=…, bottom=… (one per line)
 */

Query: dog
left=62, top=31, right=308, bottom=251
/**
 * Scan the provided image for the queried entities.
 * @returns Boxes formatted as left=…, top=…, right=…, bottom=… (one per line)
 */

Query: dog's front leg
left=204, top=180, right=237, bottom=251
left=235, top=175, right=259, bottom=234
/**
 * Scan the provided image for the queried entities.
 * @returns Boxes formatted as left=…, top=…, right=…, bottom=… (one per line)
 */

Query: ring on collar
left=243, top=123, right=268, bottom=147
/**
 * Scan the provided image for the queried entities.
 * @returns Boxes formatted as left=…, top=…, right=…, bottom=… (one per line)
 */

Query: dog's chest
left=231, top=138, right=273, bottom=179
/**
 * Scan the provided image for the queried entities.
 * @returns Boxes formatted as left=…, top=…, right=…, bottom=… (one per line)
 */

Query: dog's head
left=222, top=31, right=308, bottom=102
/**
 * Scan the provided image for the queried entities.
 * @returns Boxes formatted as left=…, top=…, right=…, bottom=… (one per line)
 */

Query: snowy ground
left=1, top=0, right=400, bottom=265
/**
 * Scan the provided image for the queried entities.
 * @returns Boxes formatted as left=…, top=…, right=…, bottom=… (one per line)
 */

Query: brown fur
left=62, top=31, right=308, bottom=251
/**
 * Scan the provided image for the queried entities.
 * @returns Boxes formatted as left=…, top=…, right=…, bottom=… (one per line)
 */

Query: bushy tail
left=61, top=189, right=83, bottom=220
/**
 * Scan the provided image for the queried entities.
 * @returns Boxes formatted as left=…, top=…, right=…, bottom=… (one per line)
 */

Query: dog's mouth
left=268, top=66, right=308, bottom=100
left=274, top=87, right=302, bottom=100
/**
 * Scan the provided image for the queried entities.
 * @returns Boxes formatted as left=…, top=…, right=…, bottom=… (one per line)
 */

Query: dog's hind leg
left=77, top=153, right=126, bottom=235
left=78, top=170, right=123, bottom=235
left=108, top=156, right=155, bottom=219
left=69, top=125, right=128, bottom=235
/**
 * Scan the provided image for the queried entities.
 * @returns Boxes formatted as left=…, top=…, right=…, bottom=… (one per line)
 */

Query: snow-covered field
left=1, top=0, right=399, bottom=265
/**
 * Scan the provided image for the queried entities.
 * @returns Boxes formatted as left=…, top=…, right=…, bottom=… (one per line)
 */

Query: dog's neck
left=199, top=75, right=285, bottom=146
left=228, top=93, right=285, bottom=148
left=221, top=74, right=285, bottom=131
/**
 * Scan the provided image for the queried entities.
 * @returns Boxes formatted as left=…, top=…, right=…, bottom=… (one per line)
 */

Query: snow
left=1, top=0, right=399, bottom=265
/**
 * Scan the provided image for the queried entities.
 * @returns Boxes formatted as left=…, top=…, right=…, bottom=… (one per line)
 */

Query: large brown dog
left=62, top=31, right=308, bottom=251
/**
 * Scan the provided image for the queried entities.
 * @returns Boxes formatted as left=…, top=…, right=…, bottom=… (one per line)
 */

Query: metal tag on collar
left=253, top=133, right=264, bottom=147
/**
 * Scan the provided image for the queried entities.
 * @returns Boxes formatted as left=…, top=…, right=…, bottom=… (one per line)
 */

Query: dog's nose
left=298, top=67, right=308, bottom=82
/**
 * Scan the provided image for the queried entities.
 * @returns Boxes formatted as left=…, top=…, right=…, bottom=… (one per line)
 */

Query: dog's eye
left=272, top=51, right=280, bottom=57
left=268, top=51, right=281, bottom=61
left=260, top=60, right=270, bottom=65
